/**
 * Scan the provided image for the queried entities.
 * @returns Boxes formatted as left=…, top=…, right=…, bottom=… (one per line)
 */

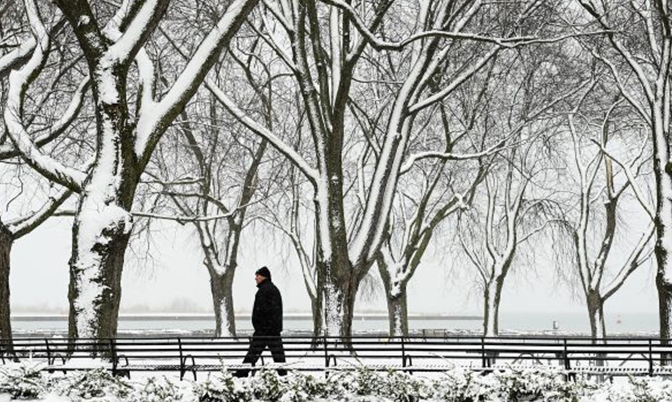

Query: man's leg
left=235, top=336, right=266, bottom=377
left=268, top=334, right=287, bottom=376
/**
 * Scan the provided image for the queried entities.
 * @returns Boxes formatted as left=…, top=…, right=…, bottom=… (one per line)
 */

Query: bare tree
left=0, top=182, right=71, bottom=349
left=0, top=2, right=85, bottom=348
left=145, top=106, right=270, bottom=337
left=202, top=0, right=568, bottom=338
left=374, top=79, right=490, bottom=337
left=458, top=136, right=559, bottom=337
left=556, top=85, right=655, bottom=339
left=4, top=0, right=258, bottom=341
left=575, top=0, right=672, bottom=341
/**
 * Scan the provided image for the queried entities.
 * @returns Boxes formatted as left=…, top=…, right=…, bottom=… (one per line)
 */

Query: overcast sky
left=9, top=213, right=658, bottom=325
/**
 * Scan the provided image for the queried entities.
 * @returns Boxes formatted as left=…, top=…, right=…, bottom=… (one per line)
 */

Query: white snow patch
left=94, top=66, right=120, bottom=105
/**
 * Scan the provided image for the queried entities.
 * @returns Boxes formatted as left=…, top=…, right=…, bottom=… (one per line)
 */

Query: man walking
left=236, top=266, right=287, bottom=377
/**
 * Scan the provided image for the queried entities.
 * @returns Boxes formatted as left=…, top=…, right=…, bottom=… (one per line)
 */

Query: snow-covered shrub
left=324, top=367, right=395, bottom=399
left=129, top=375, right=196, bottom=402
left=378, top=370, right=430, bottom=402
left=249, top=369, right=287, bottom=402
left=495, top=367, right=565, bottom=401
left=539, top=374, right=599, bottom=402
left=280, top=372, right=328, bottom=402
left=0, top=362, right=47, bottom=399
left=595, top=376, right=672, bottom=402
left=55, top=367, right=132, bottom=401
left=197, top=370, right=251, bottom=402
left=431, top=368, right=500, bottom=402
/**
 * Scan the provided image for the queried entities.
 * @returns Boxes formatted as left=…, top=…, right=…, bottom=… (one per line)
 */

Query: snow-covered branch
left=321, top=0, right=611, bottom=53
left=6, top=187, right=73, bottom=239
left=591, top=139, right=655, bottom=221
left=3, top=0, right=87, bottom=191
left=0, top=77, right=90, bottom=159
left=400, top=136, right=509, bottom=174
left=135, top=0, right=260, bottom=163
left=0, top=38, right=35, bottom=78
left=204, top=80, right=318, bottom=182
left=131, top=210, right=235, bottom=224
left=602, top=224, right=655, bottom=301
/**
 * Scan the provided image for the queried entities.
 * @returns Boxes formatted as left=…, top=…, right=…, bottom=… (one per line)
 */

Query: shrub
left=197, top=370, right=251, bottom=402
left=596, top=376, right=672, bottom=402
left=129, top=376, right=197, bottom=402
left=495, top=368, right=565, bottom=401
left=431, top=368, right=501, bottom=402
left=280, top=372, right=328, bottom=402
left=540, top=373, right=599, bottom=402
left=55, top=367, right=132, bottom=401
left=249, top=369, right=287, bottom=402
left=0, top=362, right=46, bottom=399
left=378, top=370, right=430, bottom=402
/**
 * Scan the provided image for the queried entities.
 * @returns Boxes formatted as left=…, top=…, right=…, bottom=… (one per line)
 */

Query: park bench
left=2, top=335, right=672, bottom=380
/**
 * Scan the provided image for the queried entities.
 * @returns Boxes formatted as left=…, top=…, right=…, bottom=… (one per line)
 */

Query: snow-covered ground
left=1, top=361, right=672, bottom=401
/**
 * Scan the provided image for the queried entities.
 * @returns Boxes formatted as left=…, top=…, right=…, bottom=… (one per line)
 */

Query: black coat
left=252, top=279, right=283, bottom=335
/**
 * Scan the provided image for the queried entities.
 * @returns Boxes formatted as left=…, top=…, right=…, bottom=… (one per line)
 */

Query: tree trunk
left=483, top=275, right=504, bottom=337
left=0, top=225, right=13, bottom=351
left=321, top=259, right=360, bottom=339
left=586, top=290, right=606, bottom=340
left=385, top=287, right=408, bottom=338
left=67, top=172, right=136, bottom=342
left=655, top=216, right=672, bottom=343
left=209, top=267, right=236, bottom=337
left=378, top=262, right=409, bottom=337
left=650, top=103, right=672, bottom=348
left=309, top=275, right=324, bottom=340
left=68, top=214, right=131, bottom=341
left=314, top=179, right=360, bottom=338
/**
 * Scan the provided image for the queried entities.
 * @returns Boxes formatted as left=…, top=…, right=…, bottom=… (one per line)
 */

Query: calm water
left=10, top=311, right=658, bottom=336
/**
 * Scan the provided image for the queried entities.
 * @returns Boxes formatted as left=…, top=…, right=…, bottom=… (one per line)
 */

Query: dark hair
left=255, top=266, right=271, bottom=279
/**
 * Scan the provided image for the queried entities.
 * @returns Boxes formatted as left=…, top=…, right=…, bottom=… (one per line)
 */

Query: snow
left=2, top=363, right=672, bottom=401
left=94, top=66, right=120, bottom=105
left=77, top=16, right=90, bottom=27
left=135, top=0, right=253, bottom=159
left=3, top=0, right=87, bottom=191
left=323, top=283, right=343, bottom=336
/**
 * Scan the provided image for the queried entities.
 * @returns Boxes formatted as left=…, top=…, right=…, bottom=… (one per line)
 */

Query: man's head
left=255, top=266, right=271, bottom=284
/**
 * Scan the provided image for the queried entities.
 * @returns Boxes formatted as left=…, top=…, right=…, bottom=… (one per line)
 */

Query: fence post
left=178, top=337, right=184, bottom=381
left=401, top=337, right=406, bottom=368
left=109, top=338, right=117, bottom=376
left=649, top=339, right=654, bottom=376
left=563, top=338, right=570, bottom=370
left=323, top=336, right=329, bottom=367
left=481, top=337, right=486, bottom=368
left=44, top=339, right=51, bottom=364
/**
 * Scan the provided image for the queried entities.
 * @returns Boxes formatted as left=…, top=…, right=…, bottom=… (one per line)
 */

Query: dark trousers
left=235, top=333, right=287, bottom=377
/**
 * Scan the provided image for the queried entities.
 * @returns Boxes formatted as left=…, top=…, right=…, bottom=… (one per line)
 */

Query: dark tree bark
left=0, top=224, right=13, bottom=351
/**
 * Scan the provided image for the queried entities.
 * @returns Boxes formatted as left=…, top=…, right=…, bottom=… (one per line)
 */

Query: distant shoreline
left=11, top=313, right=482, bottom=321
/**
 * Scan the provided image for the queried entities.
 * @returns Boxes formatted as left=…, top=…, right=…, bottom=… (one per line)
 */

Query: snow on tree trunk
left=320, top=257, right=359, bottom=339
left=385, top=285, right=408, bottom=338
left=0, top=224, right=13, bottom=350
left=68, top=188, right=133, bottom=340
left=378, top=259, right=410, bottom=337
left=314, top=178, right=360, bottom=338
left=483, top=275, right=504, bottom=337
left=67, top=114, right=136, bottom=341
left=207, top=266, right=236, bottom=338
